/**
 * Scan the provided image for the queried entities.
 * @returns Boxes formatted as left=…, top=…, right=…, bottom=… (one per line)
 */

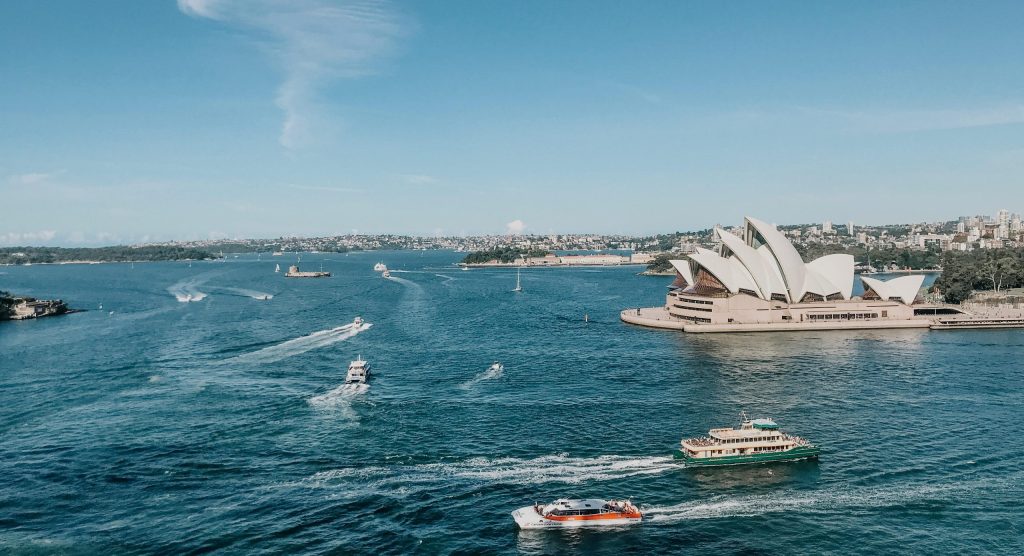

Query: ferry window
left=881, top=311, right=888, bottom=317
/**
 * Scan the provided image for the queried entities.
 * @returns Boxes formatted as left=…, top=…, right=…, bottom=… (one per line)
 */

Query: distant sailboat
left=512, top=267, right=523, bottom=293
left=275, top=263, right=281, bottom=273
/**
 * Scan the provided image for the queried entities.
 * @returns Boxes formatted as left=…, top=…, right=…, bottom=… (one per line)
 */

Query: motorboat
left=382, top=269, right=391, bottom=278
left=512, top=499, right=642, bottom=529
left=353, top=316, right=364, bottom=326
left=373, top=262, right=387, bottom=272
left=488, top=362, right=504, bottom=373
left=345, top=356, right=370, bottom=385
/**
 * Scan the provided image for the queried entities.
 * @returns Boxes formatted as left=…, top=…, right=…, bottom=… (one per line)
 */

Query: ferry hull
left=675, top=446, right=820, bottom=467
left=511, top=507, right=642, bottom=529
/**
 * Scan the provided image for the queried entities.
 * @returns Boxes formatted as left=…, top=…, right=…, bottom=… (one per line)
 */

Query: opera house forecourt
left=620, top=216, right=1022, bottom=333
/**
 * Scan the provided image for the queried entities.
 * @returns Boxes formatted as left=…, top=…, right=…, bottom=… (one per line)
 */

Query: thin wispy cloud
left=799, top=104, right=1024, bottom=133
left=178, top=0, right=411, bottom=149
left=399, top=174, right=439, bottom=185
left=0, top=230, right=57, bottom=245
left=606, top=81, right=663, bottom=105
left=285, top=183, right=363, bottom=193
left=7, top=171, right=62, bottom=186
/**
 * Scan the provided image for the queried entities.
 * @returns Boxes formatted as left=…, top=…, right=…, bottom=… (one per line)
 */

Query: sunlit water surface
left=1, top=254, right=1021, bottom=554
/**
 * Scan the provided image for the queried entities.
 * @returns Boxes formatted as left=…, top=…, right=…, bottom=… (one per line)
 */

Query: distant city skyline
left=3, top=1, right=1024, bottom=245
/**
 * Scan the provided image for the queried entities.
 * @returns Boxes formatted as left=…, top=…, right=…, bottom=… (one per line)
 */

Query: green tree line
left=645, top=253, right=675, bottom=273
left=0, top=290, right=14, bottom=320
left=931, top=248, right=1024, bottom=303
left=461, top=247, right=550, bottom=264
left=795, top=244, right=942, bottom=269
left=0, top=246, right=215, bottom=265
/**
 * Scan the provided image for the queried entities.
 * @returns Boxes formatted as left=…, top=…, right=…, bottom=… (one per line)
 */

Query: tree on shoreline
left=0, top=290, right=13, bottom=319
left=931, top=248, right=1024, bottom=303
left=461, top=247, right=549, bottom=264
left=0, top=246, right=215, bottom=265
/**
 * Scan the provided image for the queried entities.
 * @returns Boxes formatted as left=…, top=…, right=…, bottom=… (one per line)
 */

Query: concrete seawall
left=620, top=307, right=686, bottom=330
left=620, top=307, right=961, bottom=333
left=622, top=306, right=1024, bottom=333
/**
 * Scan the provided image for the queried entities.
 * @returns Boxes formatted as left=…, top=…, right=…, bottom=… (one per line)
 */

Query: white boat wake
left=308, top=382, right=369, bottom=407
left=459, top=364, right=505, bottom=389
left=643, top=478, right=1003, bottom=523
left=306, top=454, right=682, bottom=493
left=307, top=383, right=367, bottom=423
left=220, top=287, right=273, bottom=300
left=227, top=322, right=372, bottom=364
left=384, top=275, right=419, bottom=288
left=168, top=278, right=209, bottom=302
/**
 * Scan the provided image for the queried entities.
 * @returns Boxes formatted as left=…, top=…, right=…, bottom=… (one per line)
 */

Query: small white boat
left=488, top=362, right=504, bottom=373
left=353, top=316, right=364, bottom=326
left=512, top=267, right=522, bottom=292
left=512, top=499, right=642, bottom=529
left=275, top=263, right=281, bottom=273
left=382, top=269, right=391, bottom=278
left=373, top=262, right=387, bottom=272
left=344, top=356, right=370, bottom=386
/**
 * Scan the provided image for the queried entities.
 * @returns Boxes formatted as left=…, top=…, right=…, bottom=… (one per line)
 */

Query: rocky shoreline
left=1, top=295, right=74, bottom=321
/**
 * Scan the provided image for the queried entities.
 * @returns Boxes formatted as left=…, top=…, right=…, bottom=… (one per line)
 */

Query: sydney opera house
left=622, top=216, right=952, bottom=333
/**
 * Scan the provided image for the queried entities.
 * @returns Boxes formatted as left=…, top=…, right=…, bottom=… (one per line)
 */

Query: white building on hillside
left=657, top=217, right=936, bottom=330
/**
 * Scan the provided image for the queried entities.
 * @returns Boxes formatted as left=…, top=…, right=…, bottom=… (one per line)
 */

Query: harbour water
left=1, top=252, right=1021, bottom=553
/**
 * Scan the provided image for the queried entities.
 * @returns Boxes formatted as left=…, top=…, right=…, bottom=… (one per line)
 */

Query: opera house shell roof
left=673, top=217, right=924, bottom=305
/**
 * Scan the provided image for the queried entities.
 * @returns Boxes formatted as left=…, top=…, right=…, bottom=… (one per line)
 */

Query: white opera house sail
left=658, top=217, right=932, bottom=330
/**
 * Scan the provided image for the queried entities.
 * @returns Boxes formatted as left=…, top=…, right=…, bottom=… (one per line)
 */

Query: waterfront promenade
left=621, top=305, right=1024, bottom=333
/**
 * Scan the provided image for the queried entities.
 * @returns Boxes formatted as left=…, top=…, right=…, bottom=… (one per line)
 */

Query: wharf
left=930, top=317, right=1024, bottom=330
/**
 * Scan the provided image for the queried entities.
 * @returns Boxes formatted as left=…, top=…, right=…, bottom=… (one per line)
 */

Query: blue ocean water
left=1, top=252, right=1021, bottom=554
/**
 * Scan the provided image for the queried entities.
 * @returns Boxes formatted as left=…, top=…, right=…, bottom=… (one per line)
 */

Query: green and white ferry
left=675, top=414, right=820, bottom=466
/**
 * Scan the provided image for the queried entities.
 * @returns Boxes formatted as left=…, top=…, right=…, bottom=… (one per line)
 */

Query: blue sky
left=2, top=0, right=1023, bottom=245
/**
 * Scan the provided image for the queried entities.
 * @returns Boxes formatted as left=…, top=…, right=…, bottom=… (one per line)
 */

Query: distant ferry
left=345, top=356, right=370, bottom=386
left=373, top=262, right=387, bottom=272
left=675, top=414, right=819, bottom=466
left=284, top=264, right=330, bottom=278
left=512, top=499, right=642, bottom=529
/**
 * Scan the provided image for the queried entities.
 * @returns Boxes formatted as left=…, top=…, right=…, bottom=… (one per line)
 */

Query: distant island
left=0, top=291, right=71, bottom=321
left=460, top=247, right=550, bottom=265
left=0, top=246, right=215, bottom=265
